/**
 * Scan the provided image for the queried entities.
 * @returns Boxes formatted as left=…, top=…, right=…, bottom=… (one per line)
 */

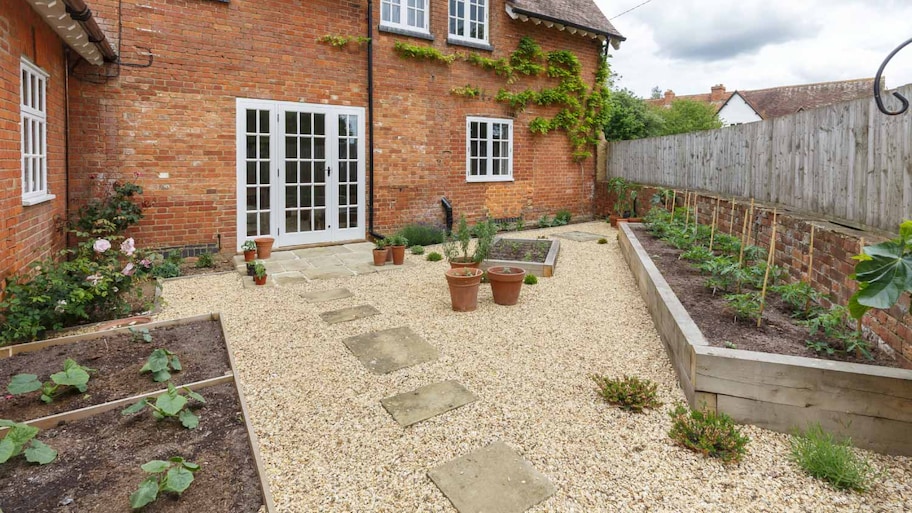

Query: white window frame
left=465, top=117, right=513, bottom=183
left=20, top=58, right=54, bottom=206
left=448, top=0, right=489, bottom=44
left=380, top=0, right=430, bottom=34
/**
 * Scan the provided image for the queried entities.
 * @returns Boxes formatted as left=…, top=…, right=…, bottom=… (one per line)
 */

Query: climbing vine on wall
left=317, top=35, right=371, bottom=48
left=393, top=37, right=611, bottom=161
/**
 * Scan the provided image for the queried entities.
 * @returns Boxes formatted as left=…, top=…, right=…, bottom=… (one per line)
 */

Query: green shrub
left=790, top=424, right=878, bottom=492
left=194, top=253, right=214, bottom=268
left=668, top=403, right=749, bottom=463
left=151, top=261, right=181, bottom=279
left=385, top=233, right=408, bottom=247
left=597, top=238, right=608, bottom=244
left=410, top=245, right=425, bottom=255
left=523, top=274, right=538, bottom=285
left=398, top=224, right=445, bottom=246
left=554, top=209, right=572, bottom=225
left=592, top=375, right=662, bottom=413
left=426, top=252, right=443, bottom=262
left=73, top=181, right=144, bottom=236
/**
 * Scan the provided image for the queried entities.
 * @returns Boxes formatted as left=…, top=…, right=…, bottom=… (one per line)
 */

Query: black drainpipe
left=367, top=0, right=384, bottom=241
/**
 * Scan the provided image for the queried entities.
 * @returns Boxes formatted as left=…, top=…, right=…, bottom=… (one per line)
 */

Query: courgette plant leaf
left=24, top=439, right=57, bottom=464
left=7, top=374, right=42, bottom=395
left=851, top=239, right=912, bottom=312
left=129, top=476, right=160, bottom=509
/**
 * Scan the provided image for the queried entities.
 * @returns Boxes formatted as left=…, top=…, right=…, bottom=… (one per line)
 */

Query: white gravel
left=154, top=221, right=912, bottom=512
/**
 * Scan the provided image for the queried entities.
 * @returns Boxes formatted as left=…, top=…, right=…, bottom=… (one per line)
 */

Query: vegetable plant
left=253, top=261, right=267, bottom=280
left=385, top=233, right=408, bottom=247
left=724, top=292, right=763, bottom=322
left=668, top=403, right=749, bottom=463
left=771, top=281, right=825, bottom=319
left=680, top=245, right=714, bottom=264
left=130, top=457, right=200, bottom=509
left=698, top=256, right=741, bottom=295
left=122, top=382, right=206, bottom=429
left=130, top=326, right=153, bottom=343
left=592, top=375, right=662, bottom=413
left=801, top=305, right=873, bottom=360
left=0, top=420, right=57, bottom=465
left=848, top=220, right=912, bottom=320
left=141, top=349, right=182, bottom=382
left=8, top=358, right=95, bottom=403
left=607, top=177, right=640, bottom=217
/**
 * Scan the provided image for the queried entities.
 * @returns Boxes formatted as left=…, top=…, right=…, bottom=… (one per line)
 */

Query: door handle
left=326, top=166, right=331, bottom=177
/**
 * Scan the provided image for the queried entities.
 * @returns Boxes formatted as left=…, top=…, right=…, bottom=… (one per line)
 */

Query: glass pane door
left=337, top=114, right=360, bottom=231
left=243, top=108, right=271, bottom=237
left=283, top=112, right=327, bottom=238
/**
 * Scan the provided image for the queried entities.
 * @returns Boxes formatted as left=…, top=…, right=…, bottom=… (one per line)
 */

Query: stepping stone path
left=343, top=327, right=439, bottom=375
left=552, top=230, right=604, bottom=242
left=428, top=442, right=556, bottom=513
left=380, top=380, right=477, bottom=427
left=319, top=305, right=380, bottom=325
left=302, top=287, right=354, bottom=303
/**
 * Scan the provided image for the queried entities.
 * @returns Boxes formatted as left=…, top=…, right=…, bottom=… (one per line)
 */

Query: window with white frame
left=381, top=0, right=429, bottom=33
left=20, top=58, right=50, bottom=205
left=466, top=117, right=512, bottom=182
left=449, top=0, right=488, bottom=43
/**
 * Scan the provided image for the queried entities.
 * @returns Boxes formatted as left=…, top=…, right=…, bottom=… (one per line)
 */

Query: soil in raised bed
left=488, top=239, right=553, bottom=263
left=0, top=320, right=231, bottom=422
left=630, top=225, right=901, bottom=368
left=0, top=383, right=264, bottom=512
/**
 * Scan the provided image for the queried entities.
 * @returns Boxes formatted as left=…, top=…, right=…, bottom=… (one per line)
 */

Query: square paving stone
left=302, top=268, right=356, bottom=280
left=319, top=304, right=380, bottom=325
left=272, top=272, right=309, bottom=286
left=552, top=231, right=603, bottom=242
left=343, top=327, right=438, bottom=374
left=428, top=442, right=556, bottom=513
left=302, top=288, right=353, bottom=303
left=380, top=380, right=477, bottom=427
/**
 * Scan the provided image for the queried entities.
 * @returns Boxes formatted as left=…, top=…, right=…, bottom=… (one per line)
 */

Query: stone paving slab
left=320, top=304, right=380, bottom=325
left=344, top=242, right=375, bottom=251
left=343, top=327, right=438, bottom=374
left=428, top=442, right=556, bottom=513
left=272, top=272, right=310, bottom=286
left=380, top=380, right=477, bottom=427
left=552, top=231, right=603, bottom=242
left=302, top=268, right=356, bottom=280
left=302, top=288, right=353, bottom=303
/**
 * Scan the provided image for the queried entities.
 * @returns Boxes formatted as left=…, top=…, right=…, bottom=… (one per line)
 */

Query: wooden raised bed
left=481, top=237, right=561, bottom=277
left=0, top=313, right=275, bottom=512
left=618, top=223, right=912, bottom=456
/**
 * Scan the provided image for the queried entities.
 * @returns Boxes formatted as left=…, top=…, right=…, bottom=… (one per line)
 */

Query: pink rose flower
left=93, top=239, right=111, bottom=253
left=86, top=273, right=102, bottom=285
left=122, top=263, right=135, bottom=276
left=120, top=238, right=136, bottom=256
left=140, top=258, right=152, bottom=268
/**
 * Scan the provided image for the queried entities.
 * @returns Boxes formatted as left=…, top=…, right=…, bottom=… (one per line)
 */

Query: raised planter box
left=0, top=313, right=275, bottom=512
left=481, top=237, right=560, bottom=277
left=618, top=223, right=912, bottom=456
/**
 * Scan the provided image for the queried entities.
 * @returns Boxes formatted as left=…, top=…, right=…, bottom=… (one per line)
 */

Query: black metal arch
left=874, top=37, right=912, bottom=116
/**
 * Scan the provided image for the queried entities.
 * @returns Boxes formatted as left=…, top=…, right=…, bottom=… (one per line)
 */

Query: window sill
left=466, top=176, right=513, bottom=183
left=22, top=193, right=56, bottom=206
left=447, top=37, right=493, bottom=52
left=379, top=25, right=434, bottom=41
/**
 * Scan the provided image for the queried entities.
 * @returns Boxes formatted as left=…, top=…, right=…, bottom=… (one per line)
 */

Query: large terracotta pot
left=445, top=268, right=484, bottom=312
left=390, top=245, right=406, bottom=265
left=449, top=258, right=480, bottom=270
left=255, top=237, right=275, bottom=259
left=487, top=266, right=527, bottom=306
left=373, top=248, right=389, bottom=266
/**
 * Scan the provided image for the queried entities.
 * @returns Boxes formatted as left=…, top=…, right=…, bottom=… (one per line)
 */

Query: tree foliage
left=654, top=99, right=723, bottom=135
left=603, top=88, right=665, bottom=141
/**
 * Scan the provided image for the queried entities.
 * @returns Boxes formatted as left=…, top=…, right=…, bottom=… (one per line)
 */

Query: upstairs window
left=20, top=58, right=52, bottom=205
left=449, top=0, right=488, bottom=44
left=466, top=117, right=512, bottom=182
left=381, top=0, right=429, bottom=33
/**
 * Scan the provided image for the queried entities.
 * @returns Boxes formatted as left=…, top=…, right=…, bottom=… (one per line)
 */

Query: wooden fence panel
left=607, top=84, right=912, bottom=232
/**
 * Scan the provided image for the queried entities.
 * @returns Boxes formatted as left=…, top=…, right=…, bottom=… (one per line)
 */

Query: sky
left=593, top=0, right=912, bottom=99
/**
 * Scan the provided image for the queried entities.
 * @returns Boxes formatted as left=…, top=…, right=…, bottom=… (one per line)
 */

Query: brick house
left=1, top=0, right=624, bottom=278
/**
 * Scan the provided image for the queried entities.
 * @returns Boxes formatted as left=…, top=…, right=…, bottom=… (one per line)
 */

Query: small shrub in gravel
left=398, top=224, right=445, bottom=246
left=194, top=253, right=214, bottom=268
left=426, top=252, right=443, bottom=262
left=791, top=423, right=879, bottom=492
left=597, top=238, right=608, bottom=244
left=668, top=403, right=749, bottom=463
left=592, top=375, right=661, bottom=413
left=523, top=274, right=538, bottom=285
left=410, top=245, right=425, bottom=255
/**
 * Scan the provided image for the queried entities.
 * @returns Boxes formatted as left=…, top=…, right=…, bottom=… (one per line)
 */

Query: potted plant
left=372, top=238, right=389, bottom=266
left=254, top=236, right=275, bottom=259
left=241, top=240, right=257, bottom=262
left=442, top=215, right=496, bottom=269
left=253, top=261, right=268, bottom=285
left=386, top=234, right=408, bottom=265
left=445, top=267, right=484, bottom=312
left=487, top=266, right=527, bottom=306
left=607, top=177, right=641, bottom=226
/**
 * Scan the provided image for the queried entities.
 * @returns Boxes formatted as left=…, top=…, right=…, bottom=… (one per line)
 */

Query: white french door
left=236, top=99, right=365, bottom=249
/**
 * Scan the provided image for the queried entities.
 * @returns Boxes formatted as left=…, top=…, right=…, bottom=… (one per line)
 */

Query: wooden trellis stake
left=758, top=209, right=778, bottom=327
left=729, top=198, right=736, bottom=235
left=803, top=224, right=817, bottom=314
left=684, top=192, right=692, bottom=229
left=737, top=203, right=750, bottom=268
left=709, top=197, right=720, bottom=251
left=854, top=237, right=866, bottom=357
left=744, top=199, right=755, bottom=250
left=670, top=190, right=678, bottom=221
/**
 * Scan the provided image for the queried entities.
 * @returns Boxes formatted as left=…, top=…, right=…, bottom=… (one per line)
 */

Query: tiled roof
left=508, top=0, right=625, bottom=41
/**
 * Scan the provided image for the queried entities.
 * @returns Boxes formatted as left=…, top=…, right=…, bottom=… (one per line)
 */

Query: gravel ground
left=154, top=221, right=912, bottom=512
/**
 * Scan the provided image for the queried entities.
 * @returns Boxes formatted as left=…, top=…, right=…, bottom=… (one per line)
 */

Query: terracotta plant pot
left=243, top=249, right=257, bottom=262
left=445, top=267, right=484, bottom=312
left=95, top=315, right=153, bottom=332
left=373, top=248, right=389, bottom=266
left=449, top=258, right=480, bottom=270
left=608, top=215, right=620, bottom=227
left=390, top=245, right=406, bottom=265
left=487, top=266, right=527, bottom=306
left=254, top=274, right=268, bottom=285
left=254, top=237, right=275, bottom=259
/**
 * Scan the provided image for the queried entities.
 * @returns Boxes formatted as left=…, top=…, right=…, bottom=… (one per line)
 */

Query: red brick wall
left=0, top=1, right=68, bottom=283
left=70, top=0, right=604, bottom=251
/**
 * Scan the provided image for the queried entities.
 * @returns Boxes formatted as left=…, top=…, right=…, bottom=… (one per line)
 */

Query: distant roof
left=648, top=79, right=878, bottom=120
left=507, top=0, right=626, bottom=44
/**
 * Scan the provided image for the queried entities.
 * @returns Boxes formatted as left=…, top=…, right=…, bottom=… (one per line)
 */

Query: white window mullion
left=20, top=58, right=50, bottom=204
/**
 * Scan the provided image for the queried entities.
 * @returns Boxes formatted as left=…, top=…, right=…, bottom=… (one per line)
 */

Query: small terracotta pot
left=390, top=245, right=406, bottom=265
left=449, top=258, right=480, bottom=270
left=255, top=237, right=275, bottom=259
left=243, top=249, right=257, bottom=262
left=487, top=266, right=527, bottom=306
left=445, top=268, right=484, bottom=312
left=254, top=274, right=268, bottom=285
left=96, top=315, right=153, bottom=332
left=608, top=215, right=620, bottom=227
left=373, top=248, right=389, bottom=266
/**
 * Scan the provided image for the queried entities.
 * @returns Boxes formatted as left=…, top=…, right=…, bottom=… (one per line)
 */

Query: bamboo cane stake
left=737, top=203, right=750, bottom=268
left=803, top=224, right=817, bottom=314
left=684, top=192, right=691, bottom=229
left=854, top=237, right=866, bottom=357
left=728, top=198, right=736, bottom=235
left=744, top=199, right=755, bottom=250
left=670, top=190, right=678, bottom=222
left=709, top=198, right=719, bottom=251
left=758, top=209, right=778, bottom=327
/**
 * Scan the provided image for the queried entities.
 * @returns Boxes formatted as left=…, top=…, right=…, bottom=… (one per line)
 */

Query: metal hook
left=874, top=37, right=912, bottom=115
